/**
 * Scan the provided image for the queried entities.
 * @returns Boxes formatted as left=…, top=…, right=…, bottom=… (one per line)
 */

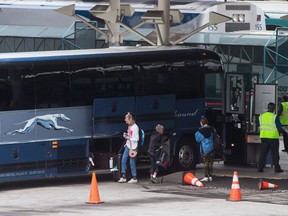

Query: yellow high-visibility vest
left=279, top=102, right=288, bottom=125
left=259, top=112, right=279, bottom=139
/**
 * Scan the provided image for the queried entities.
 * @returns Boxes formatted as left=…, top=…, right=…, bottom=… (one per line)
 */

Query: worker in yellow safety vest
left=278, top=94, right=288, bottom=152
left=258, top=102, right=288, bottom=173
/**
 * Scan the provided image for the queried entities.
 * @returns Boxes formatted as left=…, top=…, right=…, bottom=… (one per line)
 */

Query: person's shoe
left=200, top=177, right=209, bottom=182
left=150, top=177, right=159, bottom=184
left=128, top=178, right=138, bottom=183
left=118, top=177, right=127, bottom=183
left=257, top=169, right=264, bottom=172
left=209, top=176, right=213, bottom=182
left=274, top=169, right=284, bottom=173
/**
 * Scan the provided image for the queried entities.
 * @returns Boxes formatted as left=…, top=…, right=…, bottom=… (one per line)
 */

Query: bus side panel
left=175, top=99, right=206, bottom=130
left=1, top=106, right=92, bottom=144
left=93, top=97, right=135, bottom=137
left=0, top=107, right=91, bottom=182
left=0, top=142, right=47, bottom=182
left=135, top=94, right=175, bottom=131
left=0, top=138, right=89, bottom=182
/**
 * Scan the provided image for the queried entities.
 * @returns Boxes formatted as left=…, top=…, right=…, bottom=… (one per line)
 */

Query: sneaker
left=200, top=177, right=209, bottom=182
left=150, top=177, right=159, bottom=184
left=275, top=169, right=284, bottom=173
left=118, top=177, right=127, bottom=183
left=128, top=178, right=138, bottom=183
left=209, top=176, right=213, bottom=182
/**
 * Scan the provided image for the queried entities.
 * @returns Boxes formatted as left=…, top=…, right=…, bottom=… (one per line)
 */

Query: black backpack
left=213, top=127, right=223, bottom=158
left=156, top=148, right=170, bottom=170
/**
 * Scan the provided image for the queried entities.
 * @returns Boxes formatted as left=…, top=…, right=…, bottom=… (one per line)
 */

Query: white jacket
left=126, top=123, right=139, bottom=150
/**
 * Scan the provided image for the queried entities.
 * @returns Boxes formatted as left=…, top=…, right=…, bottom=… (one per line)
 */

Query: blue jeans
left=121, top=146, right=137, bottom=178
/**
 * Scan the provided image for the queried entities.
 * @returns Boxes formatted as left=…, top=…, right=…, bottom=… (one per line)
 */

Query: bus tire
left=172, top=138, right=197, bottom=171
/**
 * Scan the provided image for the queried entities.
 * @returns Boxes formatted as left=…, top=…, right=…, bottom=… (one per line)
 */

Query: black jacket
left=148, top=131, right=162, bottom=153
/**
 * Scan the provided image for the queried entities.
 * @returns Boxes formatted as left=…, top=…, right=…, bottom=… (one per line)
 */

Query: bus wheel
left=174, top=142, right=196, bottom=170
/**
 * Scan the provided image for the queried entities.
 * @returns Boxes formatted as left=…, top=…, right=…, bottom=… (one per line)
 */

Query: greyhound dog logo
left=7, top=114, right=73, bottom=135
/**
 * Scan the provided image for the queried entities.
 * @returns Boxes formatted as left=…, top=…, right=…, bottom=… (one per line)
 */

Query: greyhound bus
left=0, top=46, right=224, bottom=182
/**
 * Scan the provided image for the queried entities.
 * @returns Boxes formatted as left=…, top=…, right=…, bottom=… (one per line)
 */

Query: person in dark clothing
left=195, top=116, right=215, bottom=182
left=148, top=124, right=164, bottom=184
left=258, top=102, right=288, bottom=173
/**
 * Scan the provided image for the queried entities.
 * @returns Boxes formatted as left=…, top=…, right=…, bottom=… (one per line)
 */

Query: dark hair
left=267, top=102, right=275, bottom=111
left=125, top=112, right=135, bottom=120
left=283, top=95, right=288, bottom=102
left=200, top=115, right=208, bottom=125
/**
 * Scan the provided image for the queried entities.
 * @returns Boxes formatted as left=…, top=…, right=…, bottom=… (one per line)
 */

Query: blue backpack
left=138, top=128, right=145, bottom=146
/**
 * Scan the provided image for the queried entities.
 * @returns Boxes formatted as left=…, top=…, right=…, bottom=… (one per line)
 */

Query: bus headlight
left=232, top=14, right=245, bottom=22
left=238, top=14, right=245, bottom=22
left=232, top=14, right=238, bottom=22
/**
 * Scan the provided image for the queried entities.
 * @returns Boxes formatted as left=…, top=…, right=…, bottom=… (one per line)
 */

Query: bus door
left=224, top=74, right=246, bottom=164
left=93, top=96, right=135, bottom=137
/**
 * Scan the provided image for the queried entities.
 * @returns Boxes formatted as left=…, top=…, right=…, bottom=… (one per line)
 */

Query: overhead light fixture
left=170, top=9, right=183, bottom=24
left=120, top=4, right=135, bottom=17
left=142, top=10, right=165, bottom=24
left=89, top=5, right=110, bottom=15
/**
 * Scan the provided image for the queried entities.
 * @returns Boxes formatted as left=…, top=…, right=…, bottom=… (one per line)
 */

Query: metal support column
left=158, top=0, right=170, bottom=46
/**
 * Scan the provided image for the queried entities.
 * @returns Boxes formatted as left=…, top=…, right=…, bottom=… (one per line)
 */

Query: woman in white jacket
left=118, top=112, right=139, bottom=183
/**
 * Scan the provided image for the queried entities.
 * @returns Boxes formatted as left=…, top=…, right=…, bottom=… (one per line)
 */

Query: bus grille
left=57, top=144, right=88, bottom=173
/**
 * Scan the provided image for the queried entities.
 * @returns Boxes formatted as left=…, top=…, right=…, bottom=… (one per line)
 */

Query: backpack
left=213, top=127, right=223, bottom=157
left=138, top=128, right=145, bottom=146
left=156, top=148, right=170, bottom=170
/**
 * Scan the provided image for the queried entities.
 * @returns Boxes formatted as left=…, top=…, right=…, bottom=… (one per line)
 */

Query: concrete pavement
left=160, top=145, right=288, bottom=187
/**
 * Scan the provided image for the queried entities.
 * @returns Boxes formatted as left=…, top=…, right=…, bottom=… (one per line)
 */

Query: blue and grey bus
left=0, top=46, right=224, bottom=182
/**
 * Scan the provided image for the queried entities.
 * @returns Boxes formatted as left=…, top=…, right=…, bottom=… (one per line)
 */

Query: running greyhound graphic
left=7, top=114, right=73, bottom=135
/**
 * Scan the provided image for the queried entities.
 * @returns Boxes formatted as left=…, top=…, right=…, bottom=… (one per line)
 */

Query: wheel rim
left=178, top=145, right=193, bottom=169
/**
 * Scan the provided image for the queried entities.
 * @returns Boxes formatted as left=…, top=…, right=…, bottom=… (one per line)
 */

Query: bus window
left=104, top=65, right=135, bottom=97
left=0, top=62, right=35, bottom=111
left=34, top=60, right=70, bottom=108
left=138, top=63, right=174, bottom=96
left=138, top=60, right=204, bottom=99
left=0, top=65, right=11, bottom=111
left=205, top=73, right=222, bottom=99
left=172, top=62, right=203, bottom=99
left=71, top=67, right=104, bottom=106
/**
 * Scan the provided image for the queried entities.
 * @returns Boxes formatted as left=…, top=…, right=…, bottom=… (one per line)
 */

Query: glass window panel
left=34, top=60, right=70, bottom=108
left=0, top=62, right=35, bottom=111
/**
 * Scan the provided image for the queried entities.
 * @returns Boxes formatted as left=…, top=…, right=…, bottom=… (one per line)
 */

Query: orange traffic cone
left=86, top=172, right=104, bottom=204
left=229, top=171, right=242, bottom=201
left=258, top=179, right=279, bottom=190
left=183, top=172, right=204, bottom=187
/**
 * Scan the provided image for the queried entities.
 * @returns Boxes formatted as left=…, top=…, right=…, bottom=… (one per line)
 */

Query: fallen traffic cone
left=183, top=172, right=204, bottom=187
left=229, top=171, right=242, bottom=201
left=258, top=179, right=279, bottom=190
left=86, top=172, right=104, bottom=204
